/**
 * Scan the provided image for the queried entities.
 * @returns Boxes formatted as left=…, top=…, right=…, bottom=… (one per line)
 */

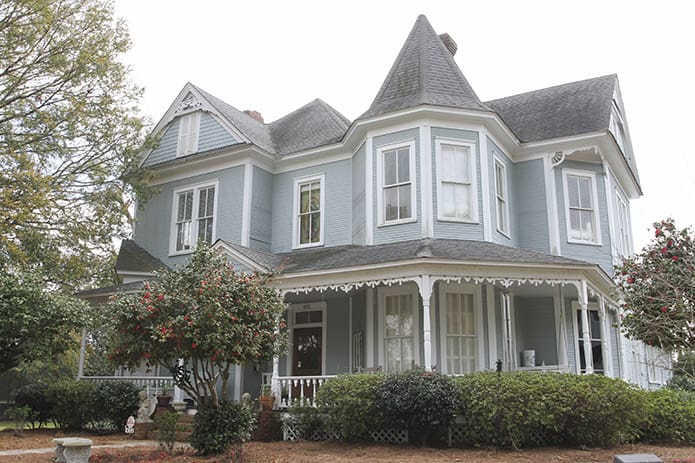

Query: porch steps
left=146, top=413, right=195, bottom=442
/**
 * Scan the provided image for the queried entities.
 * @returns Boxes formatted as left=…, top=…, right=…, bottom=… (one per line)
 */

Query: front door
left=292, top=326, right=322, bottom=376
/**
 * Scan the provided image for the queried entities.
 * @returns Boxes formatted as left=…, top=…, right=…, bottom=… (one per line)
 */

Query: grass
left=0, top=421, right=58, bottom=431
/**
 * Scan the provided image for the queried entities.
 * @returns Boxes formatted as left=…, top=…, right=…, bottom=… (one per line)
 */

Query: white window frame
left=609, top=99, right=626, bottom=153
left=292, top=174, right=325, bottom=249
left=169, top=180, right=218, bottom=256
left=571, top=302, right=604, bottom=375
left=176, top=111, right=201, bottom=157
left=438, top=283, right=484, bottom=375
left=493, top=155, right=510, bottom=236
left=286, top=302, right=327, bottom=376
left=614, top=188, right=631, bottom=257
left=435, top=138, right=479, bottom=223
left=562, top=169, right=602, bottom=245
left=376, top=140, right=417, bottom=226
left=378, top=284, right=420, bottom=372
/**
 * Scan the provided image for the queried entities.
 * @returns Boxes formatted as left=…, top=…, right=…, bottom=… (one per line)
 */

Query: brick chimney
left=439, top=33, right=457, bottom=56
left=243, top=110, right=264, bottom=123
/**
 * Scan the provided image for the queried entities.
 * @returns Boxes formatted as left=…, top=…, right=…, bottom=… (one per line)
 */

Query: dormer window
left=170, top=180, right=217, bottom=255
left=177, top=112, right=200, bottom=157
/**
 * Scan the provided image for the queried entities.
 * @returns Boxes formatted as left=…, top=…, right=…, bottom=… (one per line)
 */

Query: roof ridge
left=485, top=74, right=617, bottom=104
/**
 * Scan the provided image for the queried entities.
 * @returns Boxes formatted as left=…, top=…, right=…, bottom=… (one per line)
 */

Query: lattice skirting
left=282, top=422, right=407, bottom=444
left=448, top=423, right=555, bottom=447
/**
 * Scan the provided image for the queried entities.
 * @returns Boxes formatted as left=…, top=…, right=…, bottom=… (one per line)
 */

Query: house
left=79, top=15, right=671, bottom=399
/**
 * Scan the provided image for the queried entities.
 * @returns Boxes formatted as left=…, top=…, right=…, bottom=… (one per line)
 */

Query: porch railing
left=275, top=375, right=336, bottom=408
left=80, top=375, right=175, bottom=396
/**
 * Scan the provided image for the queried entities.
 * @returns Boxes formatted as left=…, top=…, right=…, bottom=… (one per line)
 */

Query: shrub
left=154, top=411, right=182, bottom=453
left=641, top=388, right=695, bottom=444
left=46, top=380, right=97, bottom=430
left=315, top=373, right=384, bottom=441
left=13, top=383, right=51, bottom=428
left=372, top=370, right=459, bottom=445
left=190, top=400, right=255, bottom=455
left=283, top=401, right=326, bottom=440
left=667, top=374, right=695, bottom=392
left=94, top=381, right=140, bottom=430
left=5, top=406, right=33, bottom=436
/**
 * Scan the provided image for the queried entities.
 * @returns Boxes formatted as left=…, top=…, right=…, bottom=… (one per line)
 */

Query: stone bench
left=53, top=437, right=93, bottom=463
left=614, top=454, right=663, bottom=463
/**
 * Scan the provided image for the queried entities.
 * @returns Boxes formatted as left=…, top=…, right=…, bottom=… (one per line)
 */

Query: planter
left=154, top=395, right=172, bottom=417
left=259, top=396, right=275, bottom=410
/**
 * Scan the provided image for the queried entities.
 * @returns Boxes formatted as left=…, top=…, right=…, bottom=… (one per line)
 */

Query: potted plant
left=259, top=384, right=274, bottom=410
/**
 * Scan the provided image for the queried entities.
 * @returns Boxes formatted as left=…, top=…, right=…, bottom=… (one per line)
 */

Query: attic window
left=177, top=112, right=200, bottom=157
left=609, top=100, right=626, bottom=153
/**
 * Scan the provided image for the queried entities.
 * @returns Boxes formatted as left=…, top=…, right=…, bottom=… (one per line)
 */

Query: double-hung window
left=381, top=289, right=417, bottom=372
left=171, top=181, right=217, bottom=254
left=293, top=175, right=324, bottom=248
left=494, top=157, right=510, bottom=235
left=615, top=190, right=630, bottom=256
left=436, top=140, right=477, bottom=222
left=562, top=169, right=601, bottom=244
left=378, top=141, right=416, bottom=225
left=177, top=112, right=200, bottom=157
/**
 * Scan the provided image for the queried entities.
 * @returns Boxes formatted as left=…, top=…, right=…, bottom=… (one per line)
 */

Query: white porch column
left=578, top=280, right=594, bottom=374
left=271, top=316, right=281, bottom=407
left=173, top=358, right=184, bottom=402
left=366, top=288, right=374, bottom=368
left=554, top=286, right=569, bottom=370
left=418, top=275, right=434, bottom=371
left=599, top=296, right=613, bottom=377
left=501, top=288, right=513, bottom=372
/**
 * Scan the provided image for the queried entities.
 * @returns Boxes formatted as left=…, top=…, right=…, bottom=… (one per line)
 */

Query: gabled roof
left=115, top=239, right=166, bottom=274
left=360, top=14, right=489, bottom=120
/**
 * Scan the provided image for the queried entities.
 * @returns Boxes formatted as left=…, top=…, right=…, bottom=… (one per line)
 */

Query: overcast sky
left=113, top=0, right=694, bottom=251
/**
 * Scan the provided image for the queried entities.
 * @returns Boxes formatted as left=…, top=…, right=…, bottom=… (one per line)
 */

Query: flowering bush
left=106, top=244, right=287, bottom=406
left=615, top=218, right=694, bottom=352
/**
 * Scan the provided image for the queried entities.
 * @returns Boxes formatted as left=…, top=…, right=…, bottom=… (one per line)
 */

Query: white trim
left=486, top=285, right=496, bottom=369
left=437, top=282, right=484, bottom=374
left=212, top=240, right=269, bottom=273
left=562, top=168, right=602, bottom=246
left=176, top=111, right=201, bottom=158
left=348, top=296, right=353, bottom=372
left=378, top=284, right=420, bottom=372
left=287, top=302, right=327, bottom=376
left=240, top=162, right=253, bottom=247
left=366, top=288, right=375, bottom=367
left=479, top=134, right=492, bottom=241
left=292, top=174, right=326, bottom=249
left=509, top=291, right=517, bottom=370
left=493, top=154, right=510, bottom=237
left=376, top=140, right=418, bottom=226
left=544, top=154, right=561, bottom=255
left=434, top=138, right=479, bottom=223
left=419, top=126, right=433, bottom=238
left=554, top=286, right=568, bottom=369
left=365, top=137, right=374, bottom=245
left=169, top=179, right=219, bottom=256
left=234, top=365, right=242, bottom=401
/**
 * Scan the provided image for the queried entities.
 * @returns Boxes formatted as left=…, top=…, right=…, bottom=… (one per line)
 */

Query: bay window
left=377, top=141, right=416, bottom=225
left=436, top=140, right=477, bottom=222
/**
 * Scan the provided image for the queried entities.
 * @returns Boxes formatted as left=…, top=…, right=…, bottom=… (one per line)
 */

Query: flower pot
left=259, top=396, right=274, bottom=410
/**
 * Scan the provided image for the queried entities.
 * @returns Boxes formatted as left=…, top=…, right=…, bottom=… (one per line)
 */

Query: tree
left=0, top=271, right=87, bottom=374
left=615, top=218, right=695, bottom=352
left=106, top=245, right=287, bottom=406
left=0, top=0, right=154, bottom=289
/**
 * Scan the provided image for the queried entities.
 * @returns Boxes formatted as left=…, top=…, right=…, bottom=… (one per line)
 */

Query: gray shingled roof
left=192, top=85, right=349, bottom=156
left=76, top=280, right=145, bottom=299
left=225, top=239, right=592, bottom=275
left=360, top=15, right=490, bottom=120
left=115, top=239, right=166, bottom=273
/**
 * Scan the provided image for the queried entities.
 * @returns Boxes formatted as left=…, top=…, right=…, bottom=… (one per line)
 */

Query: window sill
left=293, top=241, right=324, bottom=250
left=436, top=216, right=479, bottom=224
left=496, top=228, right=511, bottom=239
left=566, top=239, right=603, bottom=247
left=378, top=217, right=417, bottom=227
left=169, top=249, right=193, bottom=257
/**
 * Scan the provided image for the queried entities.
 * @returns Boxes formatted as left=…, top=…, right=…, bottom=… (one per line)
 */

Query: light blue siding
left=271, top=160, right=352, bottom=253
left=431, top=127, right=483, bottom=241
left=373, top=129, right=421, bottom=244
left=143, top=112, right=238, bottom=167
left=514, top=297, right=558, bottom=366
left=133, top=166, right=245, bottom=267
left=555, top=160, right=613, bottom=273
left=250, top=166, right=273, bottom=251
left=515, top=159, right=550, bottom=254
left=326, top=297, right=351, bottom=374
left=352, top=144, right=366, bottom=245
left=489, top=137, right=517, bottom=247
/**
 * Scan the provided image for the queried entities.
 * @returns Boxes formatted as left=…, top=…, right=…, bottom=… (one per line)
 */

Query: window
left=615, top=190, right=630, bottom=256
left=170, top=181, right=217, bottom=254
left=293, top=175, right=324, bottom=248
left=562, top=169, right=601, bottom=244
left=609, top=100, right=626, bottom=153
left=494, top=157, right=510, bottom=235
left=379, top=286, right=419, bottom=373
left=576, top=307, right=604, bottom=374
left=444, top=292, right=476, bottom=374
left=377, top=141, right=416, bottom=225
left=177, top=112, right=200, bottom=157
left=436, top=140, right=477, bottom=222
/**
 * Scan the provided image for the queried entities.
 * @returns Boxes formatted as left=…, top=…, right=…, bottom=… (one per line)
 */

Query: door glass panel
left=384, top=294, right=414, bottom=372
left=445, top=292, right=475, bottom=374
left=293, top=327, right=322, bottom=376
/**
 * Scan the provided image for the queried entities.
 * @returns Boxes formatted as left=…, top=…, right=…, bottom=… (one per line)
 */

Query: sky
left=113, top=0, right=695, bottom=251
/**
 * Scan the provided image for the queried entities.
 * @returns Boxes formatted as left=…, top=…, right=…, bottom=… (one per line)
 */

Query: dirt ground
left=0, top=429, right=693, bottom=463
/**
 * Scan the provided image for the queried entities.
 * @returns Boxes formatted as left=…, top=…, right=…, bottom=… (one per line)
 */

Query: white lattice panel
left=370, top=428, right=408, bottom=444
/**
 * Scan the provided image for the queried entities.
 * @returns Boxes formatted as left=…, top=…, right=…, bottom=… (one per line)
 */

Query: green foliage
left=46, top=380, right=96, bottom=431
left=283, top=401, right=326, bottom=440
left=5, top=406, right=33, bottom=436
left=0, top=271, right=87, bottom=374
left=667, top=374, right=695, bottom=392
left=615, top=219, right=695, bottom=351
left=153, top=411, right=181, bottom=454
left=315, top=373, right=384, bottom=441
left=107, top=244, right=287, bottom=406
left=641, top=389, right=695, bottom=444
left=94, top=381, right=140, bottom=429
left=0, top=0, right=156, bottom=288
left=373, top=371, right=459, bottom=445
left=13, top=383, right=51, bottom=428
left=190, top=400, right=255, bottom=455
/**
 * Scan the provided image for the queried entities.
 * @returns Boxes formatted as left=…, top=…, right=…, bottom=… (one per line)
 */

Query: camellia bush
left=106, top=244, right=287, bottom=406
left=615, top=218, right=694, bottom=352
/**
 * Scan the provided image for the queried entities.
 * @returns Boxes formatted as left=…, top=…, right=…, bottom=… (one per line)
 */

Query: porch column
left=173, top=359, right=184, bottom=402
left=418, top=275, right=434, bottom=371
left=501, top=288, right=513, bottom=372
left=578, top=280, right=594, bottom=374
left=554, top=286, right=569, bottom=370
left=599, top=296, right=613, bottom=377
left=271, top=316, right=281, bottom=407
